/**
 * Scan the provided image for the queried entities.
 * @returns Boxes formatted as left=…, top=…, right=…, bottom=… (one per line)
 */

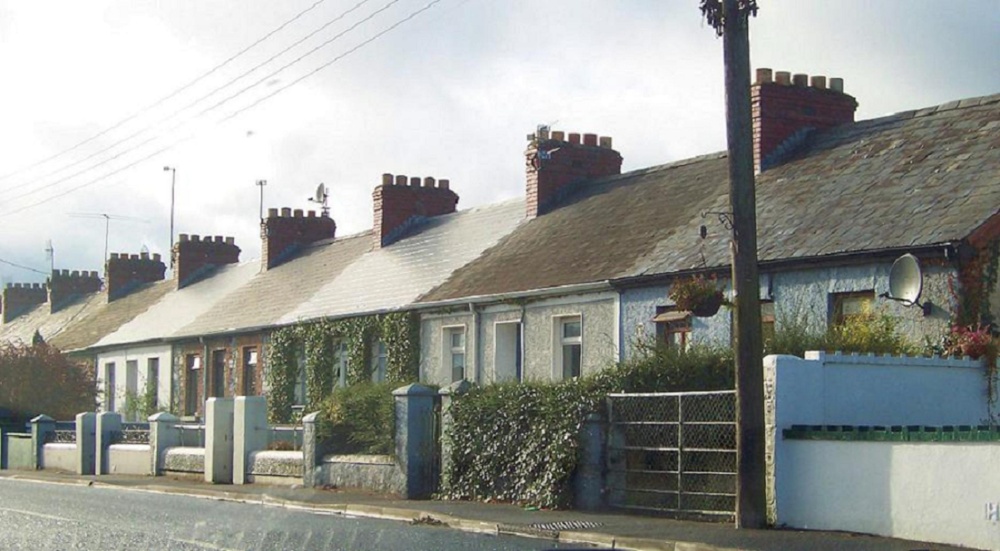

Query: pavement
left=0, top=470, right=967, bottom=551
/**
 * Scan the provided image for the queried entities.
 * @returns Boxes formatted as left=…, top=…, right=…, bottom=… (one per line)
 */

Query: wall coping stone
left=392, top=383, right=436, bottom=397
left=783, top=424, right=1000, bottom=442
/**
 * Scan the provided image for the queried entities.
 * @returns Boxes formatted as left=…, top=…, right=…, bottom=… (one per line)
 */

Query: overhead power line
left=0, top=0, right=331, bottom=185
left=0, top=257, right=48, bottom=276
left=0, top=0, right=444, bottom=218
left=1, top=0, right=382, bottom=205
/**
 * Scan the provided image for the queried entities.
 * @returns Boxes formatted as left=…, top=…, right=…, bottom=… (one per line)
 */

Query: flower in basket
left=668, top=274, right=725, bottom=317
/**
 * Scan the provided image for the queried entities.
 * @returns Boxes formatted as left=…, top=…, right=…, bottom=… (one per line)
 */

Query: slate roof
left=95, top=262, right=259, bottom=348
left=0, top=281, right=174, bottom=353
left=421, top=93, right=1000, bottom=301
left=172, top=232, right=372, bottom=338
left=281, top=199, right=525, bottom=323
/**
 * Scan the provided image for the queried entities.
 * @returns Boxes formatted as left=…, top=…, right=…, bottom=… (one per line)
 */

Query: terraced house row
left=2, top=68, right=998, bottom=420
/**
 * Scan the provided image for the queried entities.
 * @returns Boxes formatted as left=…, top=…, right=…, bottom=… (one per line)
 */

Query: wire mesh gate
left=606, top=390, right=736, bottom=520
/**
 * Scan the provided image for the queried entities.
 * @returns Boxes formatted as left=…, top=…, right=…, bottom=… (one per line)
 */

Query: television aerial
left=881, top=253, right=933, bottom=316
left=307, top=183, right=330, bottom=217
left=68, top=212, right=150, bottom=265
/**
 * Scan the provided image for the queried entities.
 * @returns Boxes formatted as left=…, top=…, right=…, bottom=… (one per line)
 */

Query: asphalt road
left=0, top=478, right=590, bottom=550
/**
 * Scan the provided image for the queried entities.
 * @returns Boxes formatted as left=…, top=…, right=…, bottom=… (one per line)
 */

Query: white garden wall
left=782, top=439, right=1000, bottom=550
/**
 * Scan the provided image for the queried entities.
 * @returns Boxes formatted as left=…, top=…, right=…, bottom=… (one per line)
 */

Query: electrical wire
left=1, top=0, right=386, bottom=205
left=0, top=257, right=48, bottom=276
left=0, top=0, right=444, bottom=218
left=0, top=0, right=331, bottom=184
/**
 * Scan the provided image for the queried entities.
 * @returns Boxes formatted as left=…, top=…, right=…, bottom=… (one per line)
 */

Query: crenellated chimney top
left=752, top=68, right=857, bottom=173
left=1, top=282, right=48, bottom=324
left=261, top=208, right=336, bottom=271
left=173, top=234, right=240, bottom=288
left=48, top=269, right=102, bottom=313
left=373, top=173, right=458, bottom=248
left=105, top=251, right=166, bottom=301
left=524, top=127, right=622, bottom=219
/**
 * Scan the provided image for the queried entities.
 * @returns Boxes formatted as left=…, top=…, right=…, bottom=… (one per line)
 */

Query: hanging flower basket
left=669, top=275, right=726, bottom=318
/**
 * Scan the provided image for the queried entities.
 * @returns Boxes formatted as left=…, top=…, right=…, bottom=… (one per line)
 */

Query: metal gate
left=606, top=390, right=736, bottom=520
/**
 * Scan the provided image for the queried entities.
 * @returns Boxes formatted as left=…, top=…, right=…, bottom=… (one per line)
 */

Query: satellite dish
left=314, top=183, right=327, bottom=203
left=883, top=253, right=932, bottom=316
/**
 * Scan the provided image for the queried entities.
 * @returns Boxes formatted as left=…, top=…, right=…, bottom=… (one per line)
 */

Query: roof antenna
left=308, top=183, right=330, bottom=217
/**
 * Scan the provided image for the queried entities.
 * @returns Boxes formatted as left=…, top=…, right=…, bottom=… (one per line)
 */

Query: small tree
left=0, top=340, right=97, bottom=420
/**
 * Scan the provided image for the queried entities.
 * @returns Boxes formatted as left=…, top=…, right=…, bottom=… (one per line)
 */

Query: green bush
left=765, top=308, right=919, bottom=357
left=317, top=382, right=398, bottom=455
left=442, top=343, right=734, bottom=508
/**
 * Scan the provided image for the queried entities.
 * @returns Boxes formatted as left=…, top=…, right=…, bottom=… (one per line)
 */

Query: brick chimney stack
left=373, top=174, right=459, bottom=248
left=752, top=68, right=858, bottom=172
left=172, top=235, right=240, bottom=288
left=260, top=208, right=337, bottom=271
left=48, top=270, right=102, bottom=313
left=105, top=252, right=166, bottom=301
left=1, top=283, right=47, bottom=324
left=525, top=128, right=622, bottom=219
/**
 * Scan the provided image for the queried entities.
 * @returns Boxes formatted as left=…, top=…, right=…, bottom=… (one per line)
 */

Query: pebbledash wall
left=620, top=262, right=954, bottom=358
left=95, top=344, right=173, bottom=420
left=765, top=351, right=996, bottom=549
left=420, top=291, right=619, bottom=385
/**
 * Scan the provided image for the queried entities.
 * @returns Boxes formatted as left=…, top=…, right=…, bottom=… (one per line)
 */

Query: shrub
left=0, top=341, right=97, bottom=420
left=122, top=384, right=160, bottom=422
left=765, top=307, right=919, bottom=357
left=317, top=382, right=398, bottom=455
left=442, top=343, right=734, bottom=508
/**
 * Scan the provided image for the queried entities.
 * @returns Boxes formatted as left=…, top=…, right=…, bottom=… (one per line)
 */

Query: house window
left=104, top=362, right=116, bottom=412
left=125, top=360, right=138, bottom=400
left=556, top=316, right=582, bottom=380
left=654, top=307, right=691, bottom=350
left=831, top=291, right=874, bottom=326
left=444, top=327, right=466, bottom=382
left=760, top=301, right=776, bottom=348
left=241, top=347, right=258, bottom=396
left=495, top=321, right=523, bottom=382
left=146, top=358, right=160, bottom=410
left=332, top=339, right=348, bottom=388
left=184, top=354, right=200, bottom=416
left=293, top=349, right=307, bottom=405
left=372, top=340, right=387, bottom=382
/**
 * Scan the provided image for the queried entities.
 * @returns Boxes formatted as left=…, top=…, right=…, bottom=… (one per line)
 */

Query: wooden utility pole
left=719, top=0, right=767, bottom=528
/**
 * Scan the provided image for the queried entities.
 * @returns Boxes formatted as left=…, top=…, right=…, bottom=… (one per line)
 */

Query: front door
left=211, top=349, right=226, bottom=398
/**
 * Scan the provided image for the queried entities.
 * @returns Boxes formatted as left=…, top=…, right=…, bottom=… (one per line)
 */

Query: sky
left=0, top=0, right=998, bottom=285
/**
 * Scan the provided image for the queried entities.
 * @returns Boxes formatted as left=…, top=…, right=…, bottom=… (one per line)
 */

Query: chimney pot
left=179, top=233, right=189, bottom=242
left=267, top=208, right=278, bottom=218
left=438, top=179, right=450, bottom=190
left=395, top=175, right=407, bottom=186
left=756, top=68, right=773, bottom=84
left=307, top=210, right=316, bottom=217
left=225, top=237, right=235, bottom=245
left=191, top=235, right=201, bottom=242
left=409, top=176, right=421, bottom=187
left=153, top=253, right=161, bottom=262
left=110, top=253, right=119, bottom=260
left=382, top=173, right=394, bottom=186
left=792, top=73, right=809, bottom=87
left=293, top=209, right=303, bottom=218
left=90, top=271, right=98, bottom=278
left=537, top=127, right=550, bottom=140
left=775, top=71, right=791, bottom=85
left=551, top=130, right=565, bottom=142
left=140, top=252, right=149, bottom=260
left=568, top=133, right=581, bottom=145
left=810, top=75, right=827, bottom=89
left=599, top=136, right=613, bottom=149
left=13, top=283, right=21, bottom=288
left=583, top=133, right=598, bottom=146
left=280, top=207, right=292, bottom=217
left=423, top=176, right=435, bottom=188
left=830, top=77, right=844, bottom=93
left=129, top=254, right=139, bottom=260
left=213, top=235, right=223, bottom=243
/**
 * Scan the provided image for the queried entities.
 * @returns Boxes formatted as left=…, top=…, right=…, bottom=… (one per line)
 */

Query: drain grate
left=529, top=520, right=604, bottom=532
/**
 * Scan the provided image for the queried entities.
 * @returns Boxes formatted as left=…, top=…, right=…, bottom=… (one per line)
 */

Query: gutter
left=412, top=280, right=614, bottom=311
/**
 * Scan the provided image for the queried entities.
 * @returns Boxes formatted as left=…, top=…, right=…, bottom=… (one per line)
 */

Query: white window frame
left=442, top=325, right=467, bottom=382
left=494, top=320, right=523, bottom=382
left=553, top=315, right=583, bottom=381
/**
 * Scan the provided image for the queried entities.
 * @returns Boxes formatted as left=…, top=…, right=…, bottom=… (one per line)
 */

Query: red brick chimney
left=373, top=174, right=459, bottom=248
left=1, top=283, right=47, bottom=324
left=48, top=270, right=102, bottom=313
left=105, top=252, right=166, bottom=301
left=525, top=128, right=622, bottom=219
left=261, top=208, right=336, bottom=271
left=752, top=68, right=858, bottom=173
left=172, top=234, right=240, bottom=288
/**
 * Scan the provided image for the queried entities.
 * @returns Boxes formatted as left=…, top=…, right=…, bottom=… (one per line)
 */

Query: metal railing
left=174, top=423, right=206, bottom=447
left=45, top=421, right=77, bottom=444
left=606, top=390, right=736, bottom=520
left=112, top=423, right=151, bottom=445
